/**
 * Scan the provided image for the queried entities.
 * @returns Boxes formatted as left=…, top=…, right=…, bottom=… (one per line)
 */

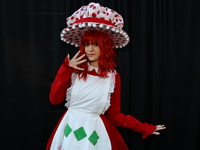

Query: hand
left=151, top=125, right=166, bottom=135
left=68, top=51, right=87, bottom=70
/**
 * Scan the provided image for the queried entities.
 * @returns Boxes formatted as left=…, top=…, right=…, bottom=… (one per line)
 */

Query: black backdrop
left=1, top=0, right=200, bottom=149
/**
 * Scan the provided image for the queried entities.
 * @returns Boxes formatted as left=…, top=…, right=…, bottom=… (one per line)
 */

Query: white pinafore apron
left=50, top=72, right=113, bottom=150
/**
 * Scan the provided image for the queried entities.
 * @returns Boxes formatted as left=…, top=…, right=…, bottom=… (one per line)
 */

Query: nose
left=88, top=45, right=93, bottom=51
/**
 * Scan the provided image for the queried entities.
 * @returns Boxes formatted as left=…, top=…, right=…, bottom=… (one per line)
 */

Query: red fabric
left=46, top=57, right=156, bottom=150
left=107, top=73, right=156, bottom=139
left=49, top=57, right=77, bottom=105
left=46, top=111, right=67, bottom=150
left=74, top=17, right=117, bottom=27
left=100, top=115, right=129, bottom=150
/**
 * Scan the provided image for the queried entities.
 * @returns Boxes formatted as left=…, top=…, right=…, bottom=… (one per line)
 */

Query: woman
left=47, top=3, right=166, bottom=150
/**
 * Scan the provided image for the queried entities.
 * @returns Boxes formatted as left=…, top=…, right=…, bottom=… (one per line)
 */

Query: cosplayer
left=46, top=2, right=166, bottom=150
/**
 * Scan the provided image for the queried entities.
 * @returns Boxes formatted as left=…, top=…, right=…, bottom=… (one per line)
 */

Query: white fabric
left=65, top=65, right=116, bottom=114
left=66, top=2, right=124, bottom=29
left=50, top=71, right=115, bottom=150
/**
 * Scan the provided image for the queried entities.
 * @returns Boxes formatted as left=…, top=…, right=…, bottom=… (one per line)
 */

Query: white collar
left=88, top=63, right=99, bottom=72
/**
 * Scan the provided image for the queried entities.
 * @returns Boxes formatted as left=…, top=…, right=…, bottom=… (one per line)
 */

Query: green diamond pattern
left=74, top=127, right=87, bottom=141
left=64, top=124, right=72, bottom=137
left=88, top=131, right=100, bottom=146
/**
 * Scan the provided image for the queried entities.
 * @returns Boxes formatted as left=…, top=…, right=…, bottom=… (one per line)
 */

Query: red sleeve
left=49, top=57, right=78, bottom=105
left=106, top=72, right=156, bottom=139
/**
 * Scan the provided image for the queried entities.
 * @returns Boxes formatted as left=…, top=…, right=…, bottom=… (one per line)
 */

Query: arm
left=49, top=57, right=76, bottom=105
left=106, top=72, right=156, bottom=139
left=49, top=51, right=87, bottom=105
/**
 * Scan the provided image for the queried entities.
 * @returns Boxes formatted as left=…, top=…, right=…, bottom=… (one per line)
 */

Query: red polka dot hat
left=60, top=2, right=130, bottom=48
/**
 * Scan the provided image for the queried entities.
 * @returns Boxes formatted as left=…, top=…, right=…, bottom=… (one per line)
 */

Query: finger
left=72, top=51, right=81, bottom=59
left=76, top=59, right=87, bottom=65
left=67, top=54, right=70, bottom=60
left=76, top=54, right=86, bottom=61
left=159, top=125, right=166, bottom=129
left=156, top=128, right=166, bottom=131
left=159, top=124, right=165, bottom=127
left=152, top=131, right=160, bottom=135
left=157, top=124, right=164, bottom=127
left=156, top=125, right=166, bottom=129
left=156, top=127, right=166, bottom=130
left=75, top=66, right=84, bottom=71
left=156, top=126, right=166, bottom=132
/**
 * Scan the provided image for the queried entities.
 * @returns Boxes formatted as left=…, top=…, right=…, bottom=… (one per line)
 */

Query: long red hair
left=78, top=30, right=117, bottom=80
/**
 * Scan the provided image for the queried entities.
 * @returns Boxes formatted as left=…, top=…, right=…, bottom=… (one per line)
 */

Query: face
left=84, top=43, right=100, bottom=67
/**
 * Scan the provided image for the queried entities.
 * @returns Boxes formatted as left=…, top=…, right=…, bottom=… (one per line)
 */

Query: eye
left=84, top=44, right=89, bottom=47
left=93, top=43, right=98, bottom=46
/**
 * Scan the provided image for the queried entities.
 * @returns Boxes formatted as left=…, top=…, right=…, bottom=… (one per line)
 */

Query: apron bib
left=50, top=73, right=112, bottom=150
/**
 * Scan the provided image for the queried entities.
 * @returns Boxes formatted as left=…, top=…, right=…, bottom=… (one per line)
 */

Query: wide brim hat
left=60, top=2, right=130, bottom=49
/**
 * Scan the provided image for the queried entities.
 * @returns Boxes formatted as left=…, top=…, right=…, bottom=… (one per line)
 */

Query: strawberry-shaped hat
left=60, top=2, right=130, bottom=48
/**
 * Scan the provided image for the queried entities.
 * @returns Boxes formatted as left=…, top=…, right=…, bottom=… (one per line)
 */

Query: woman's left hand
left=151, top=125, right=166, bottom=135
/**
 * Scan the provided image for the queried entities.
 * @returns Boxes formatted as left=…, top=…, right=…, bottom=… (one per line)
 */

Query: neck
left=89, top=61, right=99, bottom=68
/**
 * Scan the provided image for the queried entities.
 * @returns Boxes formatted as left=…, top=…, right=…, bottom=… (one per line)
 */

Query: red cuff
left=126, top=115, right=156, bottom=139
left=140, top=123, right=156, bottom=139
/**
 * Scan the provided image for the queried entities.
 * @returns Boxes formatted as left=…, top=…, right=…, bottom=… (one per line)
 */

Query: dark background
left=1, top=0, right=200, bottom=149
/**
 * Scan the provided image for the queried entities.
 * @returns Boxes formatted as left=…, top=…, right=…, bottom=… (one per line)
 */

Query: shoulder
left=112, top=70, right=121, bottom=78
left=111, top=70, right=121, bottom=85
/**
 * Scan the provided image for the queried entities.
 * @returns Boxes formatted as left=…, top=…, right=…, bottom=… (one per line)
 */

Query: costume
left=46, top=2, right=156, bottom=150
left=46, top=58, right=156, bottom=150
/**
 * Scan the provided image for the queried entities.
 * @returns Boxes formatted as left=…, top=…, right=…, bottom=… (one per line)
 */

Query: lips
left=88, top=54, right=95, bottom=56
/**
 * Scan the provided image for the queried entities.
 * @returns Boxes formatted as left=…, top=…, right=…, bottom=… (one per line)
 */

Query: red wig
left=78, top=30, right=117, bottom=80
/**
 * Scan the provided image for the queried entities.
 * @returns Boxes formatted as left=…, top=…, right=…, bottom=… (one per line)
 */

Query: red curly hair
left=78, top=30, right=117, bottom=80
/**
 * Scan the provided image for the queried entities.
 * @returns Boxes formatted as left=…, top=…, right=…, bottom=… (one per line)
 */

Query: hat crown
left=66, top=2, right=124, bottom=29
